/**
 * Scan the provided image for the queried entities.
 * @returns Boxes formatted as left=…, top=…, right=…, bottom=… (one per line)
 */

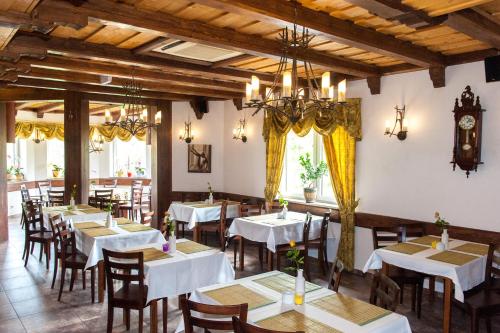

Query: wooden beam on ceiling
left=20, top=66, right=243, bottom=99
left=446, top=9, right=500, bottom=49
left=0, top=10, right=54, bottom=33
left=187, top=0, right=444, bottom=67
left=36, top=102, right=63, bottom=114
left=35, top=0, right=380, bottom=77
left=0, top=87, right=66, bottom=101
left=211, top=54, right=256, bottom=68
left=366, top=76, right=381, bottom=95
left=8, top=32, right=277, bottom=84
left=133, top=37, right=171, bottom=54
left=446, top=48, right=499, bottom=66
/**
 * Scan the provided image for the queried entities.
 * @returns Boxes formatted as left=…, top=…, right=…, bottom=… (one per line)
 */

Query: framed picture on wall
left=188, top=144, right=212, bottom=173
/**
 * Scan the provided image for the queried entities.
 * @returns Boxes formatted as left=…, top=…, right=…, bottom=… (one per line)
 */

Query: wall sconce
left=31, top=128, right=45, bottom=144
left=385, top=105, right=408, bottom=141
left=233, top=118, right=248, bottom=143
left=179, top=121, right=194, bottom=143
left=90, top=133, right=105, bottom=154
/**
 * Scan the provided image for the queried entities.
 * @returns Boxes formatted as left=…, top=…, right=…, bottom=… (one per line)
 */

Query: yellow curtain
left=263, top=98, right=361, bottom=270
left=15, top=121, right=147, bottom=142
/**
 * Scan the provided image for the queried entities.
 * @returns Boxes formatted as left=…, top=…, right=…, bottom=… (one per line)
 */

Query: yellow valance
left=15, top=121, right=147, bottom=142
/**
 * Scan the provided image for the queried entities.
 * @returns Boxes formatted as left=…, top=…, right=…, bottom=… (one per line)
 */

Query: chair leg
left=138, top=309, right=143, bottom=333
left=417, top=281, right=423, bottom=319
left=107, top=306, right=114, bottom=333
left=323, top=244, right=329, bottom=274
left=30, top=241, right=35, bottom=254
left=276, top=252, right=281, bottom=271
left=486, top=317, right=492, bottom=333
left=400, top=284, right=404, bottom=304
left=69, top=269, right=76, bottom=291
left=82, top=269, right=86, bottom=290
left=318, top=246, right=325, bottom=276
left=51, top=254, right=58, bottom=289
left=44, top=242, right=50, bottom=270
left=258, top=244, right=263, bottom=266
left=24, top=241, right=31, bottom=267
left=182, top=223, right=185, bottom=238
left=233, top=241, right=237, bottom=269
left=39, top=242, right=43, bottom=262
left=471, top=309, right=479, bottom=333
left=91, top=268, right=95, bottom=303
left=304, top=251, right=311, bottom=281
left=162, top=298, right=168, bottom=333
left=124, top=309, right=130, bottom=330
left=58, top=266, right=66, bottom=301
left=428, top=276, right=436, bottom=302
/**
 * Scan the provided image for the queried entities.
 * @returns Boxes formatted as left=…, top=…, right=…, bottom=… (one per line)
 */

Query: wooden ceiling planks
left=0, top=0, right=39, bottom=50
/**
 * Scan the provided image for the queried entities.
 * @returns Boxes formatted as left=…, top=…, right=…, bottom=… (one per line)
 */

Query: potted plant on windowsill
left=299, top=153, right=327, bottom=203
left=6, top=166, right=15, bottom=181
left=51, top=164, right=63, bottom=178
left=14, top=167, right=24, bottom=181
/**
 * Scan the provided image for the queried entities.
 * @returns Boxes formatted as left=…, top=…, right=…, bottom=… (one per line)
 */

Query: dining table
left=42, top=204, right=108, bottom=227
left=72, top=218, right=166, bottom=302
left=176, top=270, right=412, bottom=333
left=167, top=200, right=240, bottom=242
left=228, top=212, right=326, bottom=271
left=363, top=235, right=489, bottom=333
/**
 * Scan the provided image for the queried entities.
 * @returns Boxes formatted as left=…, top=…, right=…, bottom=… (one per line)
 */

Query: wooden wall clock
left=451, top=86, right=485, bottom=177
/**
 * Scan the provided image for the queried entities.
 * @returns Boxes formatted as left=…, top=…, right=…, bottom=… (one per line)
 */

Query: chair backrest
left=232, top=316, right=302, bottom=333
left=47, top=190, right=65, bottom=206
left=95, top=189, right=113, bottom=209
left=369, top=272, right=401, bottom=311
left=54, top=217, right=75, bottom=259
left=401, top=223, right=425, bottom=241
left=181, top=298, right=248, bottom=333
left=102, top=179, right=117, bottom=188
left=316, top=211, right=330, bottom=243
left=219, top=200, right=229, bottom=250
left=302, top=213, right=313, bottom=247
left=88, top=196, right=99, bottom=208
left=239, top=203, right=262, bottom=217
left=141, top=211, right=154, bottom=225
left=20, top=186, right=31, bottom=203
left=131, top=187, right=143, bottom=205
left=37, top=181, right=52, bottom=196
left=102, top=249, right=146, bottom=308
left=372, top=226, right=404, bottom=249
left=486, top=243, right=500, bottom=287
left=328, top=258, right=345, bottom=292
left=182, top=192, right=202, bottom=202
left=48, top=214, right=63, bottom=238
left=22, top=200, right=44, bottom=233
left=266, top=202, right=281, bottom=214
left=132, top=180, right=143, bottom=188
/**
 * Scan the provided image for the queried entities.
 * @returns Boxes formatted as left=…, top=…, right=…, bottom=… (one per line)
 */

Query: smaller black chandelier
left=232, top=118, right=247, bottom=143
left=104, top=77, right=161, bottom=136
left=385, top=105, right=408, bottom=141
left=90, top=133, right=105, bottom=154
left=31, top=128, right=45, bottom=144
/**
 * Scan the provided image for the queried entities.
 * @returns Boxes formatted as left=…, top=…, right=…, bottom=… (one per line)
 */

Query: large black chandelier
left=104, top=77, right=161, bottom=136
left=243, top=1, right=347, bottom=124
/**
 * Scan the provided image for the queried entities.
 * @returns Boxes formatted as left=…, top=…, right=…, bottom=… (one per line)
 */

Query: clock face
left=459, top=115, right=476, bottom=130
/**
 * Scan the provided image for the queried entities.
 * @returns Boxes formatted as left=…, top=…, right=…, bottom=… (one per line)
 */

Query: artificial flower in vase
left=207, top=182, right=214, bottom=205
left=435, top=212, right=450, bottom=250
left=69, top=184, right=77, bottom=209
left=285, top=240, right=305, bottom=305
left=104, top=203, right=114, bottom=228
left=164, top=214, right=176, bottom=254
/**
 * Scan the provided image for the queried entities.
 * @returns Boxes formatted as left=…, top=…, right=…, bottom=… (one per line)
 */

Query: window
left=112, top=137, right=149, bottom=177
left=46, top=139, right=65, bottom=177
left=280, top=131, right=336, bottom=203
left=6, top=138, right=26, bottom=171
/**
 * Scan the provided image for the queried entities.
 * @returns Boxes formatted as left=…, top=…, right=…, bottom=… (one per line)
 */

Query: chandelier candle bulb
left=104, top=109, right=111, bottom=123
left=328, top=86, right=334, bottom=100
left=402, top=118, right=408, bottom=132
left=385, top=120, right=391, bottom=134
left=141, top=109, right=148, bottom=122
left=120, top=107, right=126, bottom=122
left=321, top=72, right=330, bottom=98
left=251, top=75, right=260, bottom=101
left=282, top=71, right=292, bottom=98
left=245, top=83, right=253, bottom=102
left=338, top=79, right=347, bottom=103
left=154, top=111, right=161, bottom=124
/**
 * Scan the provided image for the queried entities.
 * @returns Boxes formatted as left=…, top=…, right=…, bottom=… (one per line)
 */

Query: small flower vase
left=441, top=229, right=449, bottom=249
left=208, top=193, right=214, bottom=205
left=69, top=198, right=76, bottom=209
left=294, top=269, right=305, bottom=305
left=105, top=212, right=112, bottom=228
left=281, top=205, right=288, bottom=220
left=168, top=235, right=176, bottom=254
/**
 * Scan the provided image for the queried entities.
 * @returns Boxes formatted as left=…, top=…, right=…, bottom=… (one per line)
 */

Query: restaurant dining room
left=0, top=0, right=499, bottom=332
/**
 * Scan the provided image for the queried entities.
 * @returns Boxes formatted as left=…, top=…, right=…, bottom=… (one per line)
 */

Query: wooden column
left=6, top=102, right=16, bottom=144
left=64, top=91, right=89, bottom=204
left=151, top=101, right=172, bottom=228
left=0, top=103, right=8, bottom=241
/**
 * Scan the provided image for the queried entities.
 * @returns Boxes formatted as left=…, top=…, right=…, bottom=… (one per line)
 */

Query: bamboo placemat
left=176, top=241, right=212, bottom=254
left=408, top=235, right=441, bottom=246
left=383, top=243, right=429, bottom=255
left=427, top=251, right=479, bottom=266
left=308, top=294, right=391, bottom=326
left=129, top=247, right=171, bottom=262
left=119, top=224, right=154, bottom=232
left=450, top=243, right=489, bottom=256
left=82, top=228, right=117, bottom=238
left=257, top=310, right=342, bottom=333
left=79, top=208, right=103, bottom=214
left=76, top=204, right=93, bottom=209
left=203, top=284, right=275, bottom=310
left=252, top=273, right=322, bottom=294
left=74, top=222, right=103, bottom=230
left=114, top=218, right=133, bottom=225
left=62, top=211, right=77, bottom=216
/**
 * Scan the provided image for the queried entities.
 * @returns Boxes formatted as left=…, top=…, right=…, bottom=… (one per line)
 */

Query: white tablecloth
left=125, top=239, right=234, bottom=303
left=73, top=221, right=166, bottom=269
left=363, top=238, right=487, bottom=302
left=43, top=205, right=108, bottom=228
left=228, top=212, right=324, bottom=252
left=168, top=201, right=240, bottom=229
left=176, top=271, right=411, bottom=333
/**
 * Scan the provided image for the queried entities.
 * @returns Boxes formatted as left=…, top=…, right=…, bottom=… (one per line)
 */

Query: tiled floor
left=0, top=216, right=498, bottom=332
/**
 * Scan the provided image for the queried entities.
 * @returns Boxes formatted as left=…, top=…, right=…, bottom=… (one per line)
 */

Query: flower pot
left=117, top=170, right=124, bottom=177
left=52, top=170, right=60, bottom=178
left=16, top=174, right=24, bottom=181
left=303, top=188, right=317, bottom=203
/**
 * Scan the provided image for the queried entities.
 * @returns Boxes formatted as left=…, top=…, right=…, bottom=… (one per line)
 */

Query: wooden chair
left=235, top=203, right=264, bottom=270
left=197, top=200, right=229, bottom=250
left=19, top=185, right=41, bottom=228
left=54, top=219, right=96, bottom=302
left=49, top=214, right=67, bottom=289
left=88, top=196, right=100, bottom=208
left=102, top=179, right=117, bottom=188
left=47, top=190, right=65, bottom=206
left=141, top=210, right=154, bottom=225
left=327, top=258, right=345, bottom=292
left=372, top=226, right=425, bottom=318
left=460, top=243, right=500, bottom=333
left=266, top=202, right=281, bottom=214
left=103, top=249, right=166, bottom=333
left=232, top=316, right=303, bottom=333
left=176, top=193, right=202, bottom=237
left=370, top=272, right=401, bottom=311
left=118, top=187, right=143, bottom=221
left=95, top=189, right=113, bottom=210
left=37, top=181, right=52, bottom=205
left=22, top=201, right=52, bottom=269
left=306, top=211, right=330, bottom=276
left=181, top=298, right=248, bottom=333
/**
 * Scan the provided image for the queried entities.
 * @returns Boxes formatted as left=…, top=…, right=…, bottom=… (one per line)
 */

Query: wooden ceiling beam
left=211, top=54, right=257, bottom=68
left=20, top=67, right=243, bottom=99
left=36, top=102, right=64, bottom=114
left=9, top=32, right=277, bottom=84
left=188, top=0, right=444, bottom=67
left=133, top=37, right=171, bottom=54
left=0, top=87, right=66, bottom=101
left=446, top=9, right=500, bottom=49
left=446, top=48, right=499, bottom=66
left=35, top=0, right=379, bottom=77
